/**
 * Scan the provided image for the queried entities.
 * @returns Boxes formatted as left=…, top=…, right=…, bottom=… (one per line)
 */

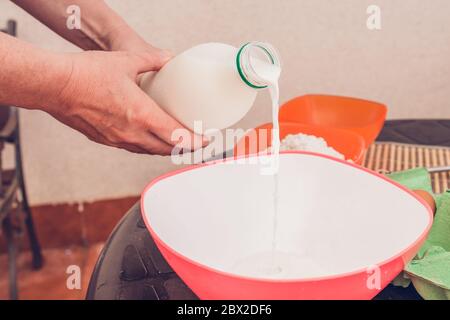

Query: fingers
left=129, top=49, right=173, bottom=74
left=63, top=104, right=176, bottom=155
left=128, top=131, right=174, bottom=155
left=157, top=49, right=174, bottom=65
left=92, top=129, right=174, bottom=156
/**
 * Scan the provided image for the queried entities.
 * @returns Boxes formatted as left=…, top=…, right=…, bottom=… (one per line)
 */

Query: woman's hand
left=5, top=1, right=205, bottom=155
left=46, top=50, right=205, bottom=155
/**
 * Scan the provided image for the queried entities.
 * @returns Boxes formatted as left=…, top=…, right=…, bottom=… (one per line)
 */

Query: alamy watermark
left=366, top=264, right=381, bottom=290
left=66, top=5, right=81, bottom=30
left=170, top=121, right=280, bottom=175
left=366, top=5, right=381, bottom=30
left=66, top=264, right=82, bottom=290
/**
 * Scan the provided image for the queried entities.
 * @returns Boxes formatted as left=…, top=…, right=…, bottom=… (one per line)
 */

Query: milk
left=263, top=68, right=282, bottom=275
left=141, top=42, right=277, bottom=134
left=143, top=41, right=290, bottom=278
left=231, top=251, right=327, bottom=279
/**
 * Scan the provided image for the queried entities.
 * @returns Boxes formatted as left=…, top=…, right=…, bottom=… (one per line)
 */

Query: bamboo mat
left=362, top=142, right=450, bottom=194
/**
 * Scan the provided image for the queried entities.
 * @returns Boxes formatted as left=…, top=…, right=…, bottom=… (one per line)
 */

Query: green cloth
left=388, top=167, right=434, bottom=195
left=388, top=168, right=450, bottom=300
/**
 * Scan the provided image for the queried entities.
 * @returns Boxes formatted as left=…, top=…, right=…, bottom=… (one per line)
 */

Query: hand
left=46, top=50, right=206, bottom=155
left=106, top=28, right=173, bottom=84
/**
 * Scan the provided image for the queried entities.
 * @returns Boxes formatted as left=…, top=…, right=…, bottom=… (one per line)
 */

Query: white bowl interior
left=143, top=153, right=430, bottom=280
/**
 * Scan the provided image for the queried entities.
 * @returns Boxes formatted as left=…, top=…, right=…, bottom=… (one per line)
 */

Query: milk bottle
left=140, top=42, right=281, bottom=134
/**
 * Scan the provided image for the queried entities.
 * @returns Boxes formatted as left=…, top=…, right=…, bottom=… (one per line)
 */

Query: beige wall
left=1, top=0, right=449, bottom=205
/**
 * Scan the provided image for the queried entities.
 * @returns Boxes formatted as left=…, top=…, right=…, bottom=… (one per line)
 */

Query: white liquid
left=231, top=251, right=327, bottom=279
left=251, top=58, right=284, bottom=275
left=144, top=43, right=295, bottom=278
left=269, top=84, right=281, bottom=272
left=141, top=43, right=258, bottom=134
left=269, top=84, right=280, bottom=267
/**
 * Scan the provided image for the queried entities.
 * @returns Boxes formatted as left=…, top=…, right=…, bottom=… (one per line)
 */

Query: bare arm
left=0, top=32, right=69, bottom=110
left=11, top=0, right=141, bottom=51
left=2, top=0, right=205, bottom=155
left=0, top=32, right=203, bottom=154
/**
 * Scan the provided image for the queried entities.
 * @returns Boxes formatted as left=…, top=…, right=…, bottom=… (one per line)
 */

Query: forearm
left=11, top=0, right=138, bottom=51
left=0, top=32, right=70, bottom=111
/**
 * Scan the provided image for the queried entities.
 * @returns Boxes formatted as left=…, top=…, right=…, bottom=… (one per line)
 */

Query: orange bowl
left=278, top=95, right=387, bottom=147
left=234, top=122, right=366, bottom=164
left=141, top=152, right=433, bottom=299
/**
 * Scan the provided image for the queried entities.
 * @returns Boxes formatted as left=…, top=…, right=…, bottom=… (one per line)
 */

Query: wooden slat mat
left=362, top=142, right=450, bottom=194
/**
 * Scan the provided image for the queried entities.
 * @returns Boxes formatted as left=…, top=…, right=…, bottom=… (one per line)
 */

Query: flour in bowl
left=276, top=133, right=345, bottom=160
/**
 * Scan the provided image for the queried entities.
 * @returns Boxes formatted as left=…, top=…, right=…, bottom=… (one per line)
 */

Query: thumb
left=157, top=49, right=173, bottom=65
left=131, top=49, right=173, bottom=74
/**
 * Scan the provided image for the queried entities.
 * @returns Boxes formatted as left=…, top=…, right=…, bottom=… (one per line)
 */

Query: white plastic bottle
left=140, top=42, right=281, bottom=134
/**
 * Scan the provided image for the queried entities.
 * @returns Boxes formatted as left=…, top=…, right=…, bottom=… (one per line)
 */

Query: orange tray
left=234, top=122, right=366, bottom=164
left=278, top=94, right=387, bottom=147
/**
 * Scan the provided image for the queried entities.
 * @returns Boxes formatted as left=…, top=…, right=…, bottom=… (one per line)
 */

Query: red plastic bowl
left=279, top=95, right=387, bottom=147
left=141, top=152, right=432, bottom=300
left=234, top=122, right=366, bottom=164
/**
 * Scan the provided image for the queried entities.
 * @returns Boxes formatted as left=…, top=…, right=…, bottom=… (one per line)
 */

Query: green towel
left=388, top=167, right=434, bottom=195
left=388, top=168, right=450, bottom=300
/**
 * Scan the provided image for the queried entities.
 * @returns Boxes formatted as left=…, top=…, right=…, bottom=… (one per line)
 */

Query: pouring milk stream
left=141, top=42, right=291, bottom=277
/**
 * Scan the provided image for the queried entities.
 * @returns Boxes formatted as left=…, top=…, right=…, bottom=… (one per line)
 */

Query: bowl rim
left=279, top=94, right=388, bottom=130
left=141, top=151, right=433, bottom=283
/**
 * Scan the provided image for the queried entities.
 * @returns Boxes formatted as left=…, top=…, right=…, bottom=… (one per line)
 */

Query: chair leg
left=16, top=169, right=43, bottom=269
left=3, top=216, right=18, bottom=300
left=22, top=201, right=43, bottom=270
left=14, top=124, right=43, bottom=270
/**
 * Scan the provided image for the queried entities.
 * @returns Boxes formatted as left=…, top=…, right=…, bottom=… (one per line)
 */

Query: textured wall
left=0, top=0, right=449, bottom=204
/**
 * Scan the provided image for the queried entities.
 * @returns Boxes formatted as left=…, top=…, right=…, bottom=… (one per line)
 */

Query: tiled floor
left=0, top=196, right=138, bottom=300
left=0, top=243, right=104, bottom=300
left=0, top=196, right=138, bottom=253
